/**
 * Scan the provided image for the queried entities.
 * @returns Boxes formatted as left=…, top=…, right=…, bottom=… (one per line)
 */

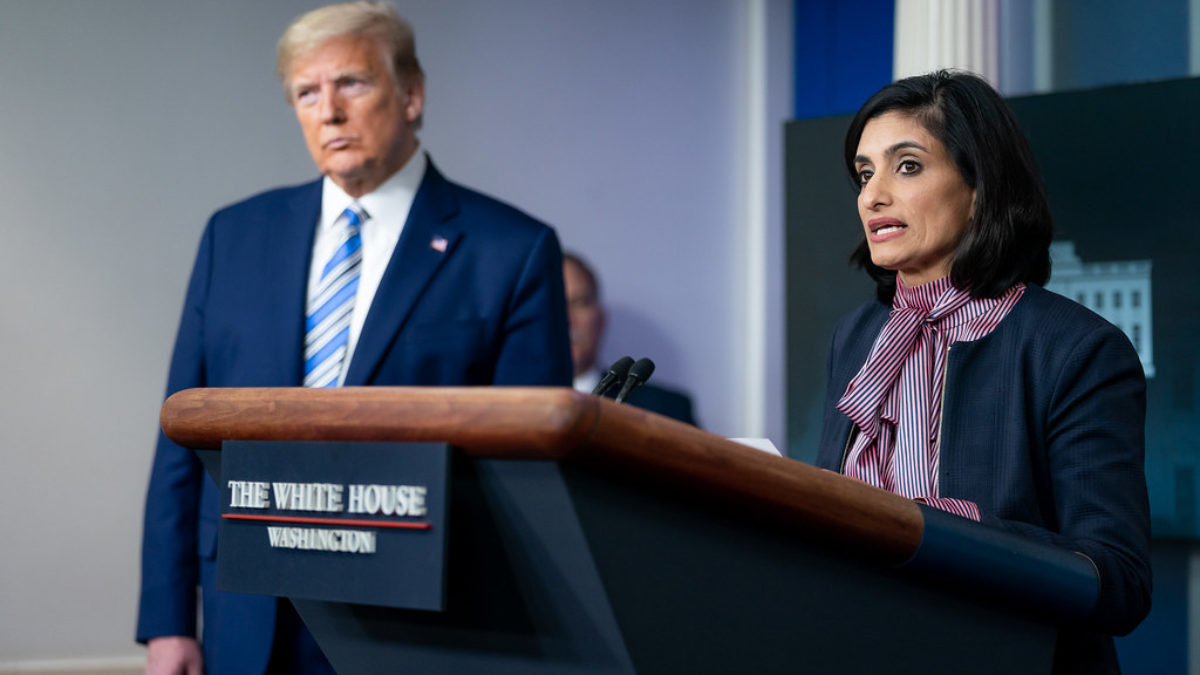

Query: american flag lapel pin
left=430, top=235, right=448, bottom=253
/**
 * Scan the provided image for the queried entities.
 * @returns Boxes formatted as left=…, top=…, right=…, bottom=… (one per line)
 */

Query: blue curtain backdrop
left=793, top=0, right=894, bottom=119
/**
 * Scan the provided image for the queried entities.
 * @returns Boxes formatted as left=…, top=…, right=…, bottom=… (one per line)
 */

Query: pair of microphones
left=590, top=356, right=655, bottom=403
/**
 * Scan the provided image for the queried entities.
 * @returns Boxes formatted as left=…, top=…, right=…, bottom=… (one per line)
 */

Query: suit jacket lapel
left=824, top=305, right=889, bottom=469
left=343, top=159, right=463, bottom=386
left=269, top=180, right=322, bottom=385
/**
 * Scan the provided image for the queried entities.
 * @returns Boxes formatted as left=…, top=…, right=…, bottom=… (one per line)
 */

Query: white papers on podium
left=728, top=437, right=782, bottom=457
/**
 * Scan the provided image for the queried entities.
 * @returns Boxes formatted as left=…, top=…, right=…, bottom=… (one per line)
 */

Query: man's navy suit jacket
left=137, top=158, right=572, bottom=673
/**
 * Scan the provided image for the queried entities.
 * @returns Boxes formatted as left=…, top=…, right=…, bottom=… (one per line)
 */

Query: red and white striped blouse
left=836, top=277, right=1025, bottom=521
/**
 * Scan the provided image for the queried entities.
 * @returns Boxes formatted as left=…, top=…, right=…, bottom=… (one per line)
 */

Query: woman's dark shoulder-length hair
left=844, top=69, right=1053, bottom=302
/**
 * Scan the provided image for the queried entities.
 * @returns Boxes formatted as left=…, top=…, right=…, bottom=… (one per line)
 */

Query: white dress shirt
left=307, top=149, right=428, bottom=384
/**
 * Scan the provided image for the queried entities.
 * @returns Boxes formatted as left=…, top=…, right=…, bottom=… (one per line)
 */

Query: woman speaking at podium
left=815, top=70, right=1150, bottom=674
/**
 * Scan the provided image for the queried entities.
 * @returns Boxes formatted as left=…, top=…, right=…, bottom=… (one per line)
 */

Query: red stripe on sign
left=223, top=513, right=432, bottom=530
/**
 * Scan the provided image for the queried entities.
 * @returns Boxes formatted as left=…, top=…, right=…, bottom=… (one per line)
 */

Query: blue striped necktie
left=304, top=203, right=367, bottom=388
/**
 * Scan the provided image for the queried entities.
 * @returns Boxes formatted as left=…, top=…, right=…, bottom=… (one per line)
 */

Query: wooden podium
left=162, top=386, right=1097, bottom=674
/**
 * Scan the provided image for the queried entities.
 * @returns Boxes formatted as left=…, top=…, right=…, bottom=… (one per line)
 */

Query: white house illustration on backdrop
left=1045, top=241, right=1155, bottom=377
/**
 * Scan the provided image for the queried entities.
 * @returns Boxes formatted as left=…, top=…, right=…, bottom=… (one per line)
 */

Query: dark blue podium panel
left=292, top=456, right=1057, bottom=675
left=217, top=440, right=449, bottom=610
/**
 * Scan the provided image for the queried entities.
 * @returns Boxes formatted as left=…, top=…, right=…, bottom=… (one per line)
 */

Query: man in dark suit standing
left=137, top=3, right=572, bottom=673
left=563, top=251, right=697, bottom=425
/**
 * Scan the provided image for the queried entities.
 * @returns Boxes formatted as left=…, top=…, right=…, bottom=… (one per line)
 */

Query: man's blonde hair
left=276, top=1, right=423, bottom=96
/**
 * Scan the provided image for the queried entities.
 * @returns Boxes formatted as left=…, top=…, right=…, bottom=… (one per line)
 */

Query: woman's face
left=853, top=111, right=975, bottom=287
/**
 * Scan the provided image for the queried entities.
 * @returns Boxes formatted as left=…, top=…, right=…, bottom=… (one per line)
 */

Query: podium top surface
left=162, top=386, right=923, bottom=561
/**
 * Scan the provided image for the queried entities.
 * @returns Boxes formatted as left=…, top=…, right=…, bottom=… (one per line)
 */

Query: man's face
left=288, top=34, right=424, bottom=198
left=563, top=261, right=605, bottom=378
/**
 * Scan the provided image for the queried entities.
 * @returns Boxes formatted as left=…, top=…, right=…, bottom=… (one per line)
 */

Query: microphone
left=591, top=356, right=634, bottom=396
left=613, top=357, right=655, bottom=403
